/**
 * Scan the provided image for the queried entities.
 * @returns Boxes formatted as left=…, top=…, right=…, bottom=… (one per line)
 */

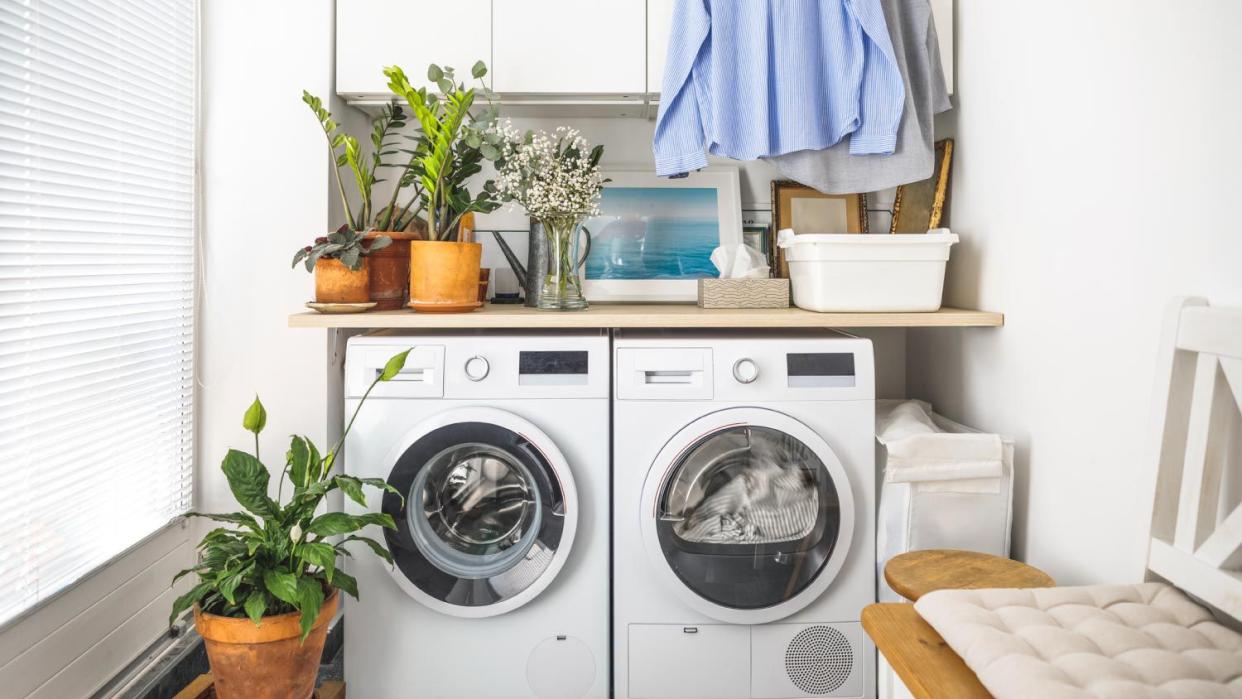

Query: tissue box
left=697, top=278, right=790, bottom=309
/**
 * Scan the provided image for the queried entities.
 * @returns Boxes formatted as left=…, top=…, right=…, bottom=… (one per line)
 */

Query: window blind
left=0, top=0, right=196, bottom=626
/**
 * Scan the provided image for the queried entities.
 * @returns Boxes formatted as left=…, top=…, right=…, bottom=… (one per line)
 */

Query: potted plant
left=492, top=123, right=606, bottom=310
left=384, top=62, right=503, bottom=312
left=169, top=350, right=411, bottom=699
left=292, top=225, right=390, bottom=304
left=301, top=93, right=413, bottom=309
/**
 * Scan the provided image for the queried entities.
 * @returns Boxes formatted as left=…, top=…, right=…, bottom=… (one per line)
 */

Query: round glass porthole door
left=640, top=408, right=855, bottom=625
left=381, top=408, right=577, bottom=618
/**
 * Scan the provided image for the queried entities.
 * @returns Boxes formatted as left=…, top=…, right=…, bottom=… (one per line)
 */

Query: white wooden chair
left=1145, top=297, right=1242, bottom=616
left=869, top=297, right=1242, bottom=699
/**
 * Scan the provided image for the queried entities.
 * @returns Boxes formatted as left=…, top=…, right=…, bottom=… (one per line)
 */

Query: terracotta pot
left=366, top=224, right=425, bottom=310
left=314, top=258, right=369, bottom=303
left=408, top=240, right=483, bottom=312
left=194, top=590, right=339, bottom=699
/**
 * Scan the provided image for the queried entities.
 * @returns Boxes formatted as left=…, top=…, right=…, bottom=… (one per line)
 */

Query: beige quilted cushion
left=914, top=583, right=1242, bottom=699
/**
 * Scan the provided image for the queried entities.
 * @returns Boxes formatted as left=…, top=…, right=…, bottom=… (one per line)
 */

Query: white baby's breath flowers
left=491, top=122, right=605, bottom=220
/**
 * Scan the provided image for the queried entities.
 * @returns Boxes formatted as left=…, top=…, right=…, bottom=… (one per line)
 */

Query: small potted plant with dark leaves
left=169, top=350, right=410, bottom=699
left=301, top=92, right=429, bottom=309
left=293, top=225, right=390, bottom=305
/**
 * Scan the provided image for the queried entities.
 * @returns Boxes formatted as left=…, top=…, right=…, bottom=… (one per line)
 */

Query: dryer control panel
left=615, top=333, right=874, bottom=402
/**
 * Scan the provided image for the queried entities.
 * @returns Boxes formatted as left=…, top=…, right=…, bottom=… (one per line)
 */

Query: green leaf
left=305, top=512, right=361, bottom=537
left=339, top=247, right=361, bottom=271
left=332, top=569, right=359, bottom=599
left=263, top=570, right=299, bottom=606
left=218, top=564, right=250, bottom=605
left=184, top=511, right=263, bottom=533
left=427, top=64, right=443, bottom=82
left=334, top=475, right=367, bottom=508
left=296, top=578, right=325, bottom=641
left=306, top=511, right=395, bottom=537
left=287, top=435, right=313, bottom=490
left=340, top=535, right=394, bottom=565
left=480, top=143, right=499, bottom=160
left=169, top=582, right=211, bottom=626
left=244, top=590, right=267, bottom=626
left=242, top=396, right=266, bottom=435
left=378, top=349, right=412, bottom=381
left=298, top=541, right=338, bottom=579
left=221, top=449, right=276, bottom=518
left=471, top=60, right=487, bottom=79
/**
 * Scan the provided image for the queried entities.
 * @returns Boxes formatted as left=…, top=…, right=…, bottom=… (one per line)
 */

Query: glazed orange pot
left=408, top=240, right=483, bottom=312
left=314, top=258, right=369, bottom=303
left=194, top=590, right=338, bottom=699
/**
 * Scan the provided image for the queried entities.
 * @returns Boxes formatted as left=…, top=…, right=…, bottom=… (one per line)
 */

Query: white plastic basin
left=777, top=229, right=959, bottom=312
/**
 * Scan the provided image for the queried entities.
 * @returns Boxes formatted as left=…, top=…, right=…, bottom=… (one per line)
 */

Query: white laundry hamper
left=874, top=400, right=1014, bottom=699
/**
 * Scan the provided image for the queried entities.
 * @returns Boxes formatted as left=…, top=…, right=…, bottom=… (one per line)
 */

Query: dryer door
left=640, top=407, right=855, bottom=625
left=380, top=407, right=577, bottom=618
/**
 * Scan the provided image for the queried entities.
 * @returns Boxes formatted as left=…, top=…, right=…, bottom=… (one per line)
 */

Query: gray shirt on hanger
left=763, top=0, right=952, bottom=195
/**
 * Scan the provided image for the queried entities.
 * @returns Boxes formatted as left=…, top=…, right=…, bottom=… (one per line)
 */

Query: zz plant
left=170, top=350, right=411, bottom=640
left=384, top=62, right=504, bottom=240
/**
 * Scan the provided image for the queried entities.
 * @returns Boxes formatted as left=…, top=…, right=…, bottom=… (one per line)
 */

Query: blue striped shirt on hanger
left=653, top=0, right=906, bottom=177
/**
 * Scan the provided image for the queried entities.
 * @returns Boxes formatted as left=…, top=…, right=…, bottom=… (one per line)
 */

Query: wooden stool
left=885, top=548, right=1056, bottom=602
left=863, top=550, right=1056, bottom=699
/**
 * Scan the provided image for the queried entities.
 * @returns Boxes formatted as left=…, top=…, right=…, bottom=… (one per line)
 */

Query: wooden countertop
left=289, top=304, right=1003, bottom=329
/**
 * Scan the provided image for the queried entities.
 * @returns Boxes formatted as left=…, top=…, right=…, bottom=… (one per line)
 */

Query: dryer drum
left=655, top=425, right=842, bottom=610
left=382, top=421, right=567, bottom=609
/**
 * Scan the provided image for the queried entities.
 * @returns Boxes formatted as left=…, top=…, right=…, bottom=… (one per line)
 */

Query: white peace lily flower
left=290, top=523, right=302, bottom=544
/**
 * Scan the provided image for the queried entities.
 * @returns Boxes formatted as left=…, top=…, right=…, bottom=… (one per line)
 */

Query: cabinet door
left=336, top=0, right=491, bottom=99
left=647, top=0, right=675, bottom=93
left=492, top=0, right=646, bottom=94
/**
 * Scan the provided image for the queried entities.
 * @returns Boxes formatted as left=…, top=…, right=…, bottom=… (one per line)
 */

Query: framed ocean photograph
left=582, top=168, right=743, bottom=302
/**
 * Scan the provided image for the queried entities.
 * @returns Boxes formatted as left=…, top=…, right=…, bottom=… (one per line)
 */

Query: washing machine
left=343, top=331, right=609, bottom=699
left=612, top=330, right=876, bottom=699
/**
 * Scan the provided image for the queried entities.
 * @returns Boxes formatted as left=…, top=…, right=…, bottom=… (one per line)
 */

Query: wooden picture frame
left=770, top=180, right=869, bottom=278
left=891, top=138, right=954, bottom=233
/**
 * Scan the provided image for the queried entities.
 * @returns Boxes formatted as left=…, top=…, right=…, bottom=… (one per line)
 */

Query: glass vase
left=535, top=212, right=589, bottom=311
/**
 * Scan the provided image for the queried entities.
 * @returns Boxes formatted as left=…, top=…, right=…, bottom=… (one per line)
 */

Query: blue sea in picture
left=583, top=187, right=720, bottom=280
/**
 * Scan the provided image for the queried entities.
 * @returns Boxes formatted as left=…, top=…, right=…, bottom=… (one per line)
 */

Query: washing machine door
left=640, top=407, right=855, bottom=625
left=379, top=407, right=577, bottom=618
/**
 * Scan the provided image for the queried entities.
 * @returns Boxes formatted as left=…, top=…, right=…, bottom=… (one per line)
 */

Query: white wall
left=908, top=0, right=1242, bottom=584
left=198, top=0, right=336, bottom=515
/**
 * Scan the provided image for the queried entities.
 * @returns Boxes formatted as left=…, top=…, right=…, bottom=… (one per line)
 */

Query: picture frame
left=582, top=167, right=743, bottom=302
left=891, top=138, right=954, bottom=233
left=770, top=180, right=869, bottom=278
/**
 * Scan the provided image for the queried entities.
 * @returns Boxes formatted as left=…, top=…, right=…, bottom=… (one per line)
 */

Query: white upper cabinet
left=492, top=0, right=646, bottom=95
left=336, top=0, right=952, bottom=108
left=647, top=0, right=675, bottom=93
left=336, top=0, right=492, bottom=101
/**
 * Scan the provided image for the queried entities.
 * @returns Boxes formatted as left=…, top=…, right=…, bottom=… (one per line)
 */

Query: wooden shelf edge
left=288, top=304, right=1003, bottom=330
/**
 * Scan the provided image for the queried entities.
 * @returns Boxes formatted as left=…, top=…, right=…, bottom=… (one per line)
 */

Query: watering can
left=491, top=221, right=592, bottom=308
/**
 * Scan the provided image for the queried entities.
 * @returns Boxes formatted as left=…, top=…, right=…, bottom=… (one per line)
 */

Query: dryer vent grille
left=784, top=625, right=853, bottom=695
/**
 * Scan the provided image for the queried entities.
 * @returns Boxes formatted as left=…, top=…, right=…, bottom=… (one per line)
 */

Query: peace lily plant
left=169, top=350, right=411, bottom=697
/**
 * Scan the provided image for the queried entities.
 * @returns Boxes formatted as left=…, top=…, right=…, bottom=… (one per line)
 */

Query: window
left=0, top=0, right=196, bottom=630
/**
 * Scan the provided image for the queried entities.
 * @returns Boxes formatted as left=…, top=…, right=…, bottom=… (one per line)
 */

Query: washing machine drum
left=381, top=409, right=577, bottom=618
left=641, top=408, right=855, bottom=625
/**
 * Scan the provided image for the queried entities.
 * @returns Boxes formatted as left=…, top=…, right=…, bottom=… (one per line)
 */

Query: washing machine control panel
left=463, top=355, right=490, bottom=382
